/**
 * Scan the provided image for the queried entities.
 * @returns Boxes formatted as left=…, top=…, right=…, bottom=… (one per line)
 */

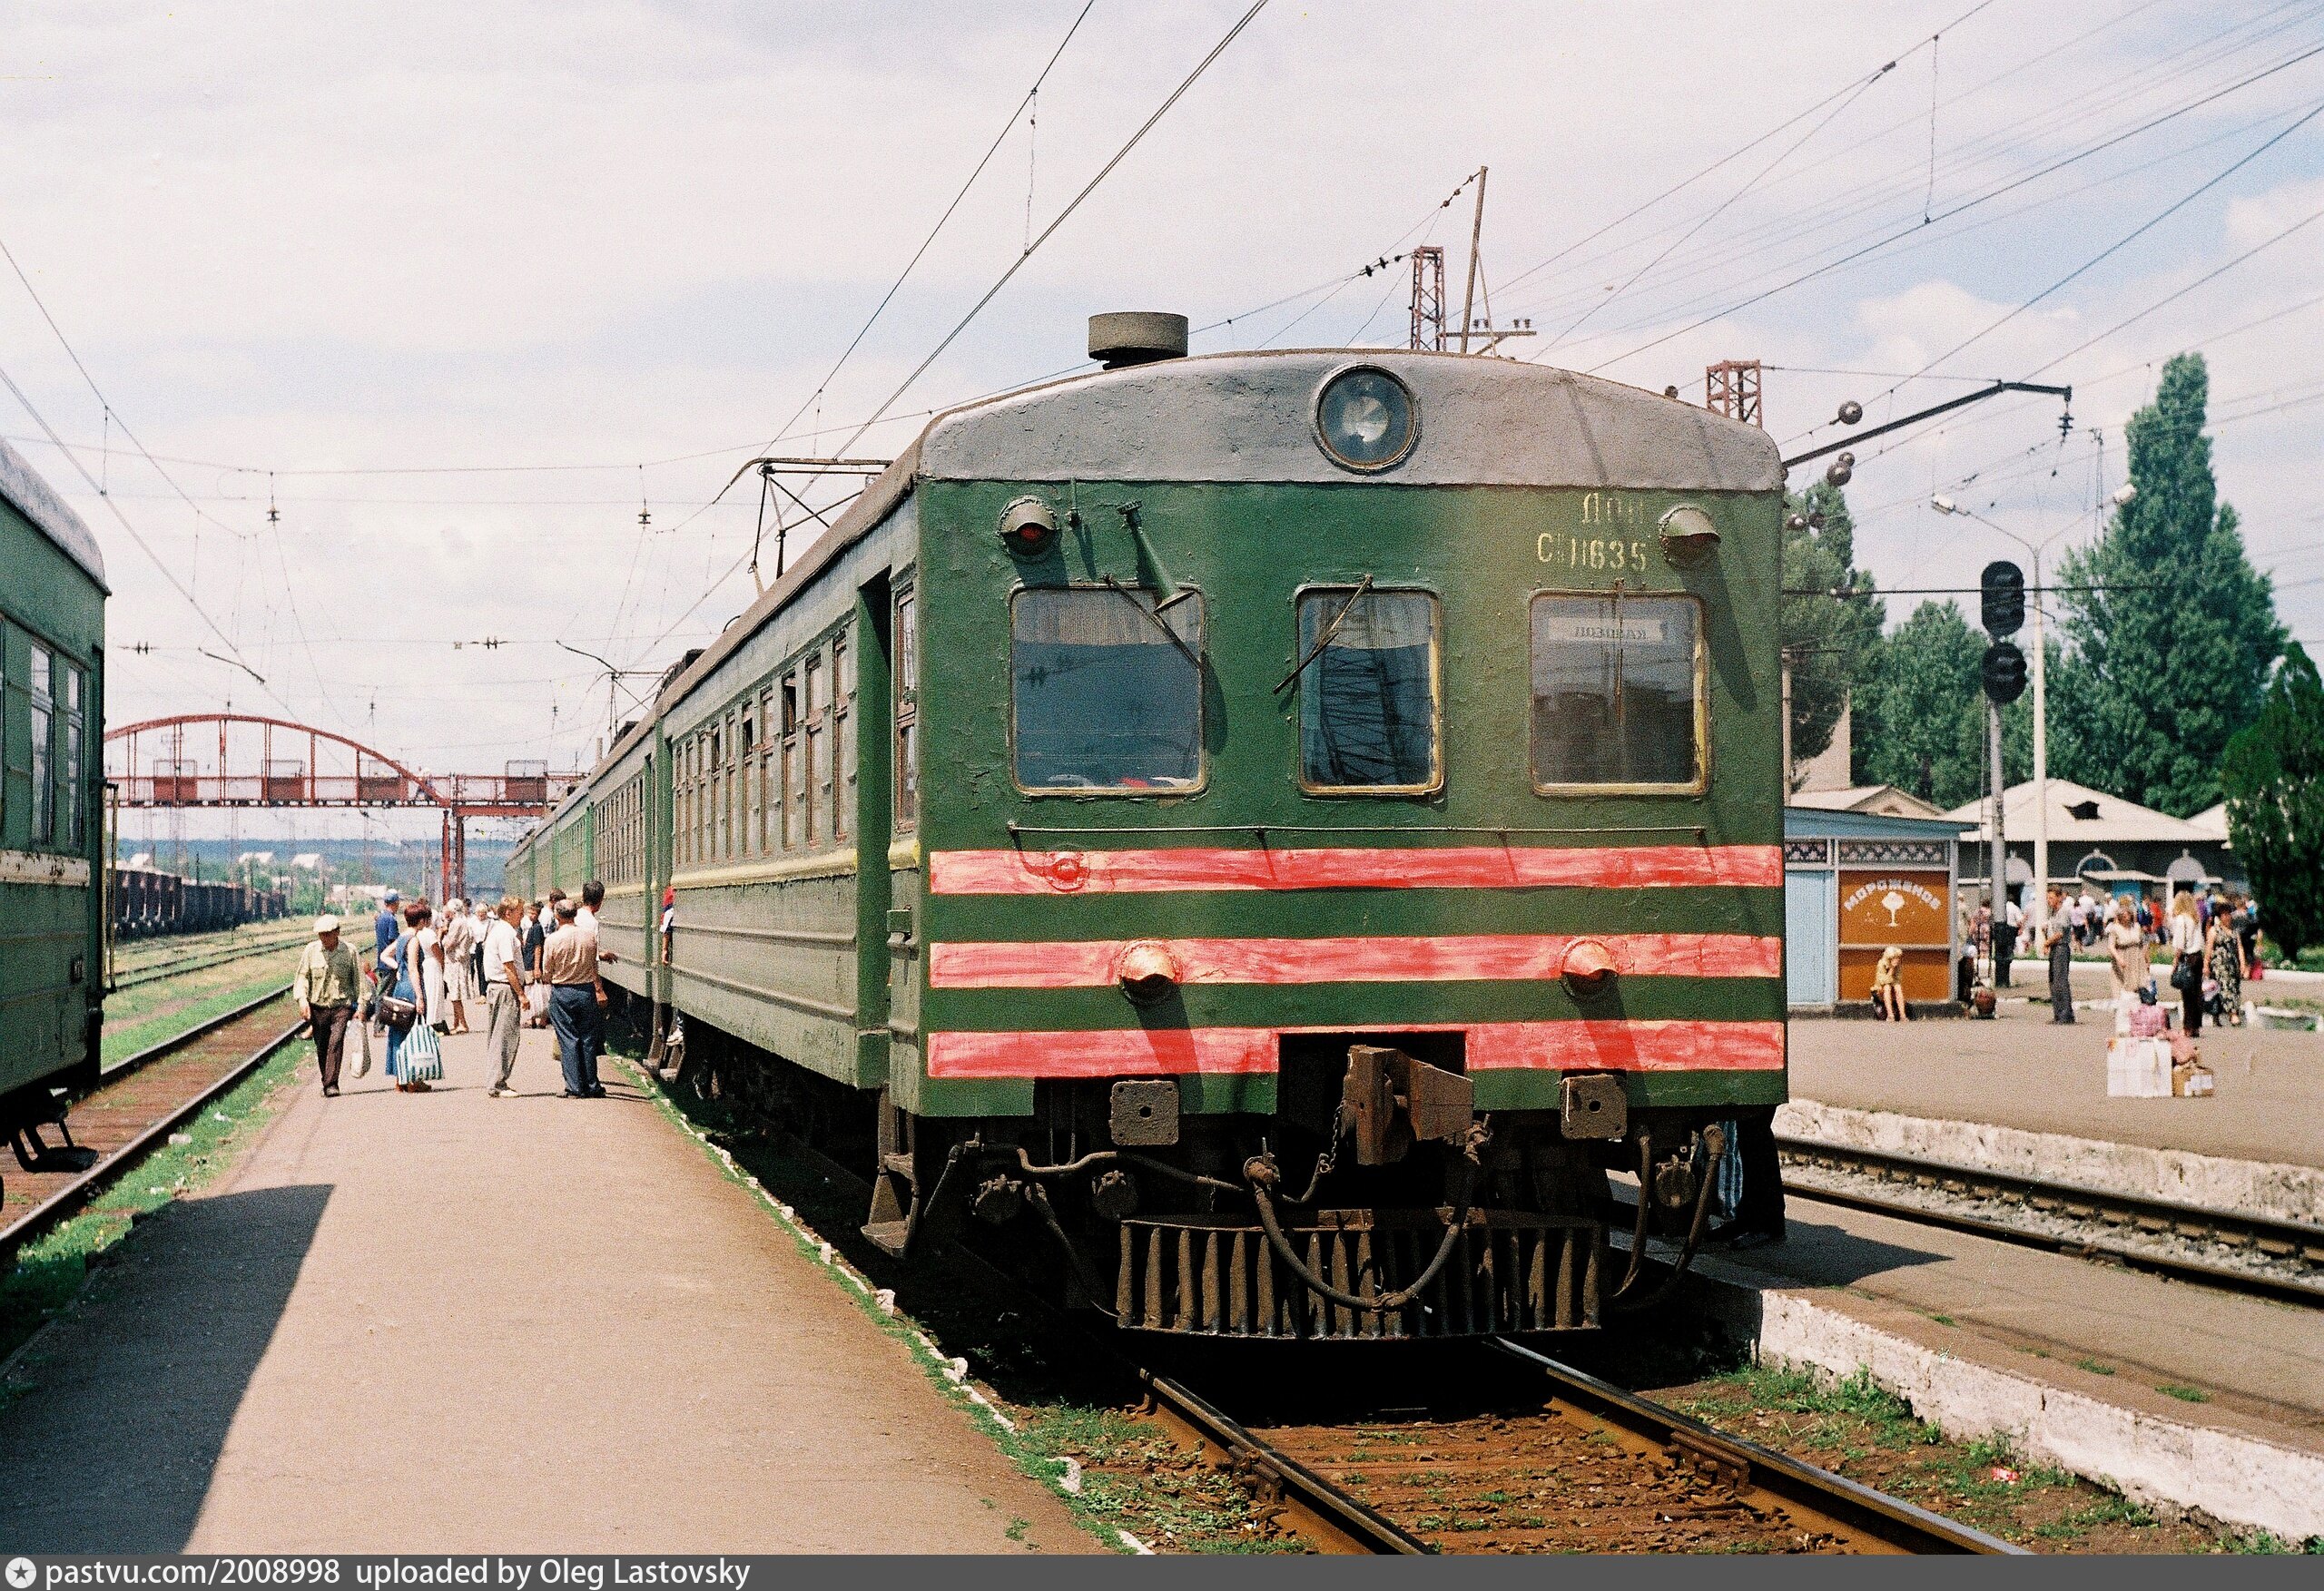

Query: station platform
left=1689, top=1191, right=2324, bottom=1539
left=1788, top=984, right=2323, bottom=1171
left=0, top=1022, right=1098, bottom=1554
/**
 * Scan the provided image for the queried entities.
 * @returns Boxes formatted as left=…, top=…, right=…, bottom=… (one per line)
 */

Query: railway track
left=624, top=1069, right=2014, bottom=1556
left=1, top=988, right=302, bottom=1263
left=109, top=928, right=313, bottom=991
left=1777, top=1136, right=2324, bottom=1309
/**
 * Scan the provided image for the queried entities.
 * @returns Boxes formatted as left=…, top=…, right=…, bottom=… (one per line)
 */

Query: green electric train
left=510, top=315, right=1786, bottom=1339
left=0, top=437, right=107, bottom=1203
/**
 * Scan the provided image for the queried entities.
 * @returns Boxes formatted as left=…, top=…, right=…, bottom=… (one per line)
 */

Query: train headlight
left=1314, top=366, right=1418, bottom=472
left=998, top=496, right=1059, bottom=556
left=1658, top=504, right=1721, bottom=565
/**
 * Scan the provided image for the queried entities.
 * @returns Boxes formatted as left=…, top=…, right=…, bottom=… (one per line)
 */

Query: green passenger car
left=511, top=322, right=1785, bottom=1339
left=0, top=438, right=108, bottom=1192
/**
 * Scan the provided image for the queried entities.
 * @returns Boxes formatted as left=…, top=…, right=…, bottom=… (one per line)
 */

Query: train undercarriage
left=642, top=1000, right=1731, bottom=1342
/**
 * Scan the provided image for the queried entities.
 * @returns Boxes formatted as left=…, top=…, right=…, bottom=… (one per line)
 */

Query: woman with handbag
left=381, top=902, right=447, bottom=1092
left=2167, top=891, right=2206, bottom=1036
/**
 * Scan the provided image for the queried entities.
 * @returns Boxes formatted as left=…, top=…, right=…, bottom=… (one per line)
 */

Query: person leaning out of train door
left=2044, top=886, right=2075, bottom=1026
left=296, top=915, right=363, bottom=1098
left=483, top=897, right=527, bottom=1097
left=539, top=899, right=606, bottom=1099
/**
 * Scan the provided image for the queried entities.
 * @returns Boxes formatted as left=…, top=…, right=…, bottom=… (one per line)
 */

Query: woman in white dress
left=384, top=901, right=448, bottom=1092
left=439, top=897, right=476, bottom=1034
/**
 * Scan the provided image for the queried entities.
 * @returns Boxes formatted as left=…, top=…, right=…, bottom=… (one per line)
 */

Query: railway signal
left=1982, top=640, right=2028, bottom=706
left=1980, top=560, right=2025, bottom=638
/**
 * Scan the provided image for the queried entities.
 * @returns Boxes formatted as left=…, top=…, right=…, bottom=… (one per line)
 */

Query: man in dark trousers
left=295, top=915, right=361, bottom=1098
left=369, top=889, right=400, bottom=1031
left=1719, top=1106, right=1785, bottom=1248
left=2044, top=885, right=2075, bottom=1024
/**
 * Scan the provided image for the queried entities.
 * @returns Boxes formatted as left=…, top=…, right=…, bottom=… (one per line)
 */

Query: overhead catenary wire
left=624, top=0, right=1274, bottom=676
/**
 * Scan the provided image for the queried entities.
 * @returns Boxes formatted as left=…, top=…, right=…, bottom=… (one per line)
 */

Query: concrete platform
left=1788, top=994, right=2324, bottom=1170
left=0, top=1021, right=1099, bottom=1554
left=1688, top=1193, right=2324, bottom=1538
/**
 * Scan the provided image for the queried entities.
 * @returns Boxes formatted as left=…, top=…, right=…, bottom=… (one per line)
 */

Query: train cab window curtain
left=1295, top=589, right=1440, bottom=793
left=1528, top=593, right=1703, bottom=791
left=1011, top=587, right=1204, bottom=793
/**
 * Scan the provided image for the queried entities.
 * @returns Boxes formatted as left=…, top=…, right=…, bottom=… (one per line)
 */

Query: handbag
left=2171, top=953, right=2201, bottom=993
left=400, top=1017, right=444, bottom=1083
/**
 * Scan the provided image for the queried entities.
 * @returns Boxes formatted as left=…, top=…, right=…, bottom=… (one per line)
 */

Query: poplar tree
left=2051, top=353, right=2283, bottom=815
left=1780, top=479, right=1882, bottom=781
left=1849, top=600, right=1987, bottom=808
left=2222, top=646, right=2324, bottom=958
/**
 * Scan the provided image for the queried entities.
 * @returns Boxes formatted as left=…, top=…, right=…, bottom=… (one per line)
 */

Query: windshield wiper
left=1275, top=575, right=1373, bottom=695
left=1098, top=575, right=1201, bottom=670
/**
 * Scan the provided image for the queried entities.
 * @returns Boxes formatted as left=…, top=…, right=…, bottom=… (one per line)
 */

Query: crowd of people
left=291, top=879, right=624, bottom=1100
left=1903, top=882, right=2261, bottom=1034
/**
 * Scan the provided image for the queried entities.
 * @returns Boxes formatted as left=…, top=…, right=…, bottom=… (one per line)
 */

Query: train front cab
left=887, top=350, right=1787, bottom=1341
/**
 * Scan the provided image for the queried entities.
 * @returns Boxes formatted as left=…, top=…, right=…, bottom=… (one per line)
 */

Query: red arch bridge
left=104, top=714, right=582, bottom=903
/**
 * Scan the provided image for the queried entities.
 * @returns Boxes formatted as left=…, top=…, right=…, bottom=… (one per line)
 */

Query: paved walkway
left=1789, top=997, right=2323, bottom=1169
left=0, top=1020, right=1098, bottom=1553
left=1718, top=1193, right=2324, bottom=1450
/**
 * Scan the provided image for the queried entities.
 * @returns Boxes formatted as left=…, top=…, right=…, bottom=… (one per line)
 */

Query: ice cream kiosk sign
left=1837, top=870, right=1953, bottom=1002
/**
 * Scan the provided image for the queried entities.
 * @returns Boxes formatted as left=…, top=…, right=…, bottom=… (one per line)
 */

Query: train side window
left=832, top=634, right=851, bottom=842
left=803, top=653, right=825, bottom=845
left=61, top=663, right=84, bottom=847
left=28, top=643, right=53, bottom=845
left=756, top=687, right=773, bottom=854
left=1529, top=592, right=1706, bottom=792
left=893, top=587, right=919, bottom=833
left=781, top=673, right=803, bottom=850
left=1010, top=587, right=1204, bottom=793
left=1294, top=589, right=1440, bottom=794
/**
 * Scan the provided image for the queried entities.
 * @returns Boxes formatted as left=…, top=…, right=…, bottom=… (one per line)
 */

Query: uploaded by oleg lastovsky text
left=357, top=1565, right=752, bottom=1590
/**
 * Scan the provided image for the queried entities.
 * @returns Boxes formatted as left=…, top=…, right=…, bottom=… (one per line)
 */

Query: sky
left=5, top=0, right=2323, bottom=842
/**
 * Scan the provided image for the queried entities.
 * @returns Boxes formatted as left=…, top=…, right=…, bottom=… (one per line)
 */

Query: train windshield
left=1011, top=587, right=1204, bottom=792
left=1529, top=593, right=1703, bottom=791
left=1295, top=588, right=1440, bottom=791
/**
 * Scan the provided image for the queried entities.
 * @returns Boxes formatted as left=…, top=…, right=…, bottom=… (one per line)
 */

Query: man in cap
left=296, top=915, right=363, bottom=1097
left=371, top=889, right=402, bottom=1031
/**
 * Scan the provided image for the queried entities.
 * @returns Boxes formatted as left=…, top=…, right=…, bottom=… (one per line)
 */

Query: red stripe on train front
left=923, top=1020, right=1785, bottom=1078
left=929, top=844, right=1781, bottom=896
left=927, top=932, right=1781, bottom=989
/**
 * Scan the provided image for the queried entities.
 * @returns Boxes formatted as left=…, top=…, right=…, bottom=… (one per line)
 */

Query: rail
left=3, top=995, right=301, bottom=1266
left=1777, top=1137, right=2324, bottom=1310
left=111, top=932, right=312, bottom=992
left=1486, top=1339, right=2019, bottom=1555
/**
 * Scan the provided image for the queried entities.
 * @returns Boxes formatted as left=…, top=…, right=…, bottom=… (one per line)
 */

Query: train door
left=852, top=572, right=895, bottom=1084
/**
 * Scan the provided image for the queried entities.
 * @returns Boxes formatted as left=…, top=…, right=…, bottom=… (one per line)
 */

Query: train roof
left=0, top=435, right=107, bottom=590
left=576, top=350, right=1778, bottom=793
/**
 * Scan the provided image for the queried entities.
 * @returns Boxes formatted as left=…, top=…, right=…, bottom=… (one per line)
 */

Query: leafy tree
left=2052, top=353, right=2283, bottom=815
left=1780, top=479, right=1883, bottom=783
left=1851, top=600, right=1988, bottom=808
left=2222, top=646, right=2324, bottom=958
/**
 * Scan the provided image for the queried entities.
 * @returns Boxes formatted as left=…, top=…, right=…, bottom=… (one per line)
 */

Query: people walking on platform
left=382, top=901, right=445, bottom=1093
left=371, top=888, right=402, bottom=1031
left=2168, top=890, right=2205, bottom=1036
left=2207, top=899, right=2247, bottom=1026
left=523, top=899, right=550, bottom=1027
left=1995, top=892, right=2019, bottom=989
left=541, top=899, right=606, bottom=1098
left=295, top=914, right=362, bottom=1097
left=2105, top=896, right=2150, bottom=1004
left=2043, top=886, right=2075, bottom=1024
left=468, top=899, right=490, bottom=996
left=483, top=896, right=527, bottom=1097
left=1870, top=945, right=1907, bottom=1021
left=439, top=897, right=476, bottom=1036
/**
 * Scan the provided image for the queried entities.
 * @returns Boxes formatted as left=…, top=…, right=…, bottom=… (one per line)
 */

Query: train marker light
left=1658, top=504, right=1721, bottom=564
left=999, top=496, right=1059, bottom=555
left=1314, top=365, right=1418, bottom=472
left=1116, top=941, right=1182, bottom=1004
left=1561, top=938, right=1617, bottom=998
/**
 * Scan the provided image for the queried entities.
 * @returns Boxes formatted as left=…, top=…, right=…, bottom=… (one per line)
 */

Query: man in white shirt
left=483, top=897, right=527, bottom=1097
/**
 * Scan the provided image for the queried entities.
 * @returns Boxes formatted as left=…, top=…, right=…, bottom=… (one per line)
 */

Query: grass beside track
left=1659, top=1363, right=2316, bottom=1554
left=101, top=958, right=300, bottom=1066
left=0, top=1036, right=304, bottom=1386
